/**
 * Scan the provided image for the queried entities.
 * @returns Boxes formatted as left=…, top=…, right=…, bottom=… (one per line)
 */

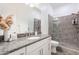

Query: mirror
left=15, top=4, right=34, bottom=34
left=0, top=3, right=35, bottom=41
left=0, top=3, right=41, bottom=36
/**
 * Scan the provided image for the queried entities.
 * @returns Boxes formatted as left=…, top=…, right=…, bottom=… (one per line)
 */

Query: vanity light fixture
left=25, top=3, right=39, bottom=8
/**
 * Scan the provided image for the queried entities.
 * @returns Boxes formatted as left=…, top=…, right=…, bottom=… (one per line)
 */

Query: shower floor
left=60, top=42, right=79, bottom=51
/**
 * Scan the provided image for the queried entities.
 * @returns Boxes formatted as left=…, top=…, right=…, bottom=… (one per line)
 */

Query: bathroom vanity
left=0, top=34, right=51, bottom=55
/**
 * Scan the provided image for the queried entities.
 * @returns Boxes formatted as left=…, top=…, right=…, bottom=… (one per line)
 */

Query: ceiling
left=49, top=3, right=72, bottom=9
left=25, top=3, right=79, bottom=17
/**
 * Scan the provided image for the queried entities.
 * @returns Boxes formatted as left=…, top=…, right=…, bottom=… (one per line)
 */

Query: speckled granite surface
left=0, top=34, right=50, bottom=55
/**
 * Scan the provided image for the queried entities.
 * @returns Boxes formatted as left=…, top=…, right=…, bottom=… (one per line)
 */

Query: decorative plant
left=5, top=15, right=13, bottom=27
left=0, top=15, right=13, bottom=31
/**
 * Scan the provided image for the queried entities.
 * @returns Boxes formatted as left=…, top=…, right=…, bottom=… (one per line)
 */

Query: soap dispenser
left=35, top=31, right=38, bottom=36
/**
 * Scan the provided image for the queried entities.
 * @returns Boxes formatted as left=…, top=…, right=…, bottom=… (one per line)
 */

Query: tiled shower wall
left=58, top=14, right=79, bottom=50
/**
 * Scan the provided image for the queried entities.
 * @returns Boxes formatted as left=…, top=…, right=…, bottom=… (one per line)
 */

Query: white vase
left=4, top=30, right=9, bottom=41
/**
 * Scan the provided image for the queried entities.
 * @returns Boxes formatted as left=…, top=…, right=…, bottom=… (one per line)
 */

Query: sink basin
left=27, top=36, right=40, bottom=40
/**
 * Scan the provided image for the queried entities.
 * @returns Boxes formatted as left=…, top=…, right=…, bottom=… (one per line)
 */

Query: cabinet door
left=42, top=37, right=51, bottom=55
left=8, top=48, right=25, bottom=55
left=42, top=43, right=51, bottom=55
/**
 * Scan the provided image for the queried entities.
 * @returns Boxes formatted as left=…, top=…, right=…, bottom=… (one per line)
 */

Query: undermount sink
left=27, top=36, right=40, bottom=40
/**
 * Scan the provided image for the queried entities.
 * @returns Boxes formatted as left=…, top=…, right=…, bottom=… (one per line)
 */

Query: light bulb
left=30, top=4, right=35, bottom=7
left=25, top=3, right=39, bottom=8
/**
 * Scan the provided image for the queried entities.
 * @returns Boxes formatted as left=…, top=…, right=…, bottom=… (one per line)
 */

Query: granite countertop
left=0, top=34, right=50, bottom=55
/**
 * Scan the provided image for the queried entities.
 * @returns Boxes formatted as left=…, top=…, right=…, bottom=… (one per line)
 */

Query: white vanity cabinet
left=26, top=37, right=51, bottom=55
left=8, top=47, right=26, bottom=55
left=38, top=37, right=51, bottom=55
left=7, top=37, right=51, bottom=55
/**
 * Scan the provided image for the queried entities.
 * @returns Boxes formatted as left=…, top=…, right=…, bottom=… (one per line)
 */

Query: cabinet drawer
left=26, top=37, right=51, bottom=53
left=8, top=47, right=25, bottom=55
